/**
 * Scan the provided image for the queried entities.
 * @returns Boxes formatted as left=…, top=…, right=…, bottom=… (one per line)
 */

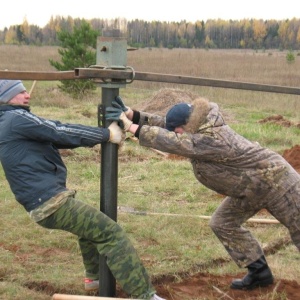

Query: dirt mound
left=258, top=114, right=293, bottom=127
left=133, top=88, right=199, bottom=116
left=258, top=114, right=300, bottom=128
left=283, top=145, right=300, bottom=173
left=257, top=115, right=300, bottom=173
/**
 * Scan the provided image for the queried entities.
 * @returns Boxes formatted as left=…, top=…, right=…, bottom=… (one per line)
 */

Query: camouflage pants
left=210, top=181, right=300, bottom=268
left=37, top=196, right=155, bottom=299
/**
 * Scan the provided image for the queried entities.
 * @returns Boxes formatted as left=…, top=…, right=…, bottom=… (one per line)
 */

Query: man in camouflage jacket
left=107, top=95, right=300, bottom=290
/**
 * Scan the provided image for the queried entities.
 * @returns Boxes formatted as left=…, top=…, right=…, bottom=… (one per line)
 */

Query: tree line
left=1, top=15, right=300, bottom=50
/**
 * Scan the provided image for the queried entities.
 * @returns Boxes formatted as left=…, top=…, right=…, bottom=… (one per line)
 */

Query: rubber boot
left=230, top=255, right=274, bottom=290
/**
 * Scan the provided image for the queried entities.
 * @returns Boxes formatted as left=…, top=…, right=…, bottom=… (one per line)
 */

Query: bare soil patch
left=258, top=114, right=300, bottom=173
left=149, top=272, right=300, bottom=300
left=282, top=145, right=300, bottom=173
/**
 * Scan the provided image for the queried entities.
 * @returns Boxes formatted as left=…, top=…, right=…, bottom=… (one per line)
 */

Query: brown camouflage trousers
left=37, top=196, right=155, bottom=299
left=210, top=181, right=300, bottom=268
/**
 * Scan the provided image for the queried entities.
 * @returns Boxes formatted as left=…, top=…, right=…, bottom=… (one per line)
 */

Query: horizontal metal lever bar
left=0, top=70, right=75, bottom=80
left=1, top=69, right=300, bottom=95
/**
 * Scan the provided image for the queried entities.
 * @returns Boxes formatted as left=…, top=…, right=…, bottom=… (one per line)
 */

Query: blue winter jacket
left=0, top=105, right=110, bottom=212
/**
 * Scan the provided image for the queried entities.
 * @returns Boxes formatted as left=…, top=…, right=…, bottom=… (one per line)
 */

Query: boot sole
left=231, top=277, right=274, bottom=290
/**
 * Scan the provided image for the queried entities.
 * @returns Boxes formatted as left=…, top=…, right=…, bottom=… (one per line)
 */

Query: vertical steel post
left=97, top=29, right=127, bottom=297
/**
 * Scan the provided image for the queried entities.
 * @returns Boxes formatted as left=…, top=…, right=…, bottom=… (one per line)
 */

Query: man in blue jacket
left=0, top=79, right=165, bottom=300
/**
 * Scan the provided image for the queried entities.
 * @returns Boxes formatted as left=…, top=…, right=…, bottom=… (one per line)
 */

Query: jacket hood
left=184, top=97, right=225, bottom=134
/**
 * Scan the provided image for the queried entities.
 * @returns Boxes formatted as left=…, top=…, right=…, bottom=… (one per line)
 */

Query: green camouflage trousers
left=37, top=196, right=155, bottom=299
left=210, top=181, right=300, bottom=268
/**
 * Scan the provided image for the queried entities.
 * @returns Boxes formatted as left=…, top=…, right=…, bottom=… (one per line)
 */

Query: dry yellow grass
left=0, top=45, right=300, bottom=299
left=1, top=44, right=300, bottom=132
left=1, top=45, right=298, bottom=85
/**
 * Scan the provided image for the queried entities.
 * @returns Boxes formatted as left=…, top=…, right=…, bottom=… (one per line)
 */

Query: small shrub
left=286, top=50, right=295, bottom=63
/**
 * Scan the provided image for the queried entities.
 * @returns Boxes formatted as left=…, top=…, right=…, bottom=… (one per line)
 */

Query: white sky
left=0, top=0, right=298, bottom=30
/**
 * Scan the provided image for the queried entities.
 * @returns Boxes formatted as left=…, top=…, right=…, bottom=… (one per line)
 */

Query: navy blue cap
left=165, top=103, right=192, bottom=131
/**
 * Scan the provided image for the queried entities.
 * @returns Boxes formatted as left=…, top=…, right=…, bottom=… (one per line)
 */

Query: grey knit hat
left=0, top=80, right=26, bottom=103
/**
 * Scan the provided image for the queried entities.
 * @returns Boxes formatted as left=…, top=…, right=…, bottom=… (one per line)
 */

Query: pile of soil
left=258, top=114, right=300, bottom=128
left=258, top=114, right=293, bottom=127
left=133, top=88, right=199, bottom=116
left=258, top=114, right=300, bottom=173
left=283, top=145, right=300, bottom=173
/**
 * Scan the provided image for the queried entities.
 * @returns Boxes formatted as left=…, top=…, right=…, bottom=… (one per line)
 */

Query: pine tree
left=49, top=20, right=99, bottom=98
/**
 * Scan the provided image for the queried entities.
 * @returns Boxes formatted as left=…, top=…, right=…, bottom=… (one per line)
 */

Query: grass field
left=0, top=45, right=300, bottom=299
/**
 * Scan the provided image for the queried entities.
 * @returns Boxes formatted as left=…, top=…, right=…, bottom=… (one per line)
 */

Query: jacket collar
left=0, top=104, right=30, bottom=112
left=184, top=97, right=225, bottom=134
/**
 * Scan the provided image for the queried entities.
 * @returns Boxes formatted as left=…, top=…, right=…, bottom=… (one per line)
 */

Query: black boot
left=230, top=256, right=274, bottom=290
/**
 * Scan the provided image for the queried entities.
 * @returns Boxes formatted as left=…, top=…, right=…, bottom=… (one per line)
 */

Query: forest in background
left=1, top=15, right=300, bottom=50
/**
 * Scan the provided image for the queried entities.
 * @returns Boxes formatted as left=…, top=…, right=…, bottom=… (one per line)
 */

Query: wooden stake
left=29, top=80, right=37, bottom=95
left=118, top=207, right=280, bottom=224
left=150, top=148, right=169, bottom=157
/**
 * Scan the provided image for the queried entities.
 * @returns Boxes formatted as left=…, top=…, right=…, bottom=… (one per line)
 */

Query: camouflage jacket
left=137, top=97, right=300, bottom=200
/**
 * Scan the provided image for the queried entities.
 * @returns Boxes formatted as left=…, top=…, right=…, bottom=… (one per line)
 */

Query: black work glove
left=106, top=107, right=133, bottom=131
left=112, top=96, right=133, bottom=118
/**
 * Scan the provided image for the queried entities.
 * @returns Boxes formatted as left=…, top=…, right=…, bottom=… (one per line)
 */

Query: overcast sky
left=1, top=0, right=298, bottom=30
